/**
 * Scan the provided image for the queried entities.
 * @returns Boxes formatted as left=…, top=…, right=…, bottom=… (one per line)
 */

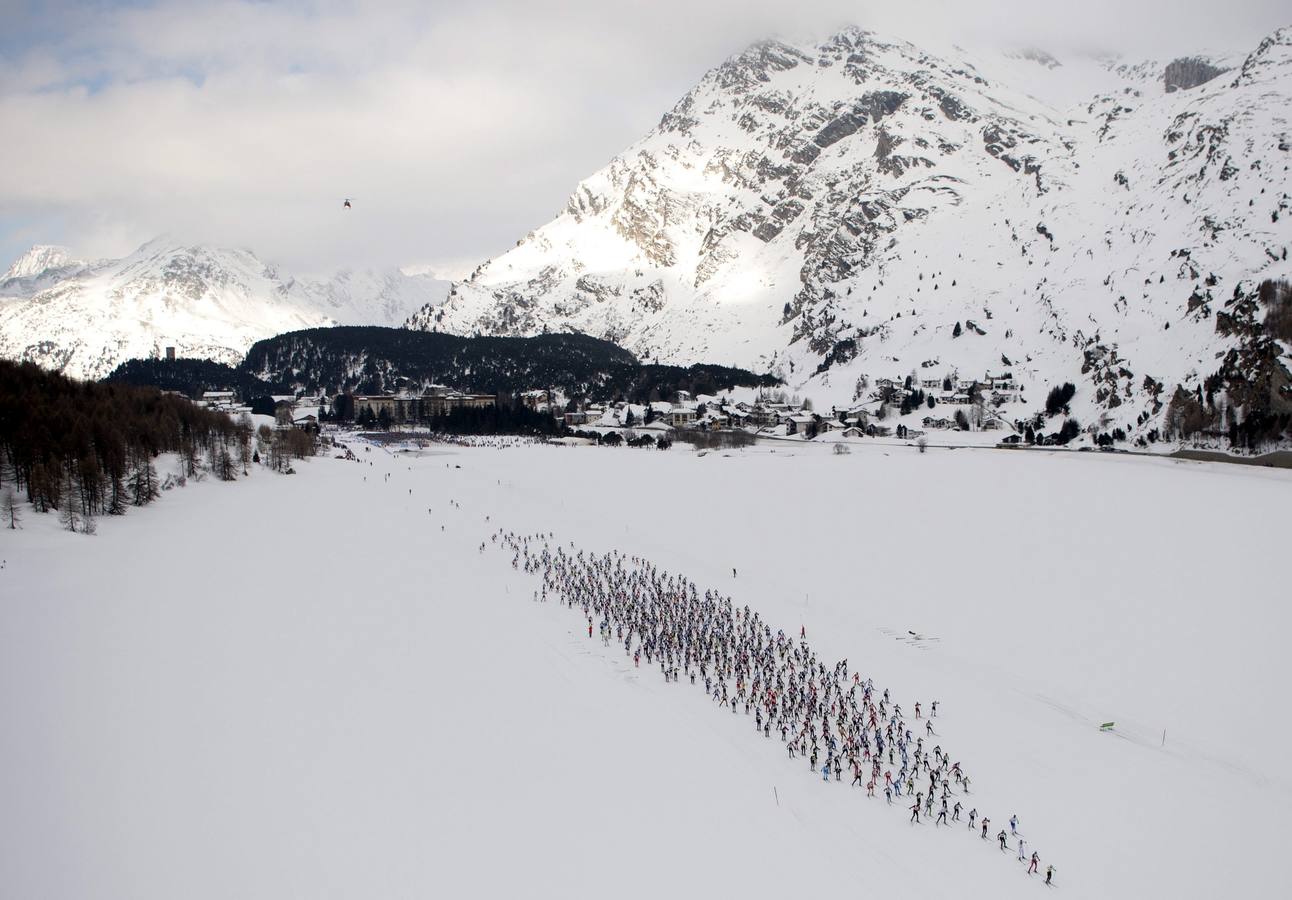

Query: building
left=424, top=391, right=496, bottom=417
left=519, top=389, right=552, bottom=411
left=165, top=346, right=176, bottom=361
left=669, top=405, right=697, bottom=428
left=786, top=413, right=817, bottom=435
left=352, top=390, right=496, bottom=424
left=198, top=390, right=239, bottom=412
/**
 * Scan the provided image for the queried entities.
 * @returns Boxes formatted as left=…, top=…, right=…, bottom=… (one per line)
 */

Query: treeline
left=0, top=360, right=313, bottom=531
left=105, top=328, right=779, bottom=406
left=105, top=357, right=290, bottom=399
left=357, top=401, right=567, bottom=436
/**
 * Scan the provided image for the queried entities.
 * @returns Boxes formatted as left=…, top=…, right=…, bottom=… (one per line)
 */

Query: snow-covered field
left=2, top=440, right=1288, bottom=899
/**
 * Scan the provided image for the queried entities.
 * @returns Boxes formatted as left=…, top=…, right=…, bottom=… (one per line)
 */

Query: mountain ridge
left=405, top=24, right=1292, bottom=444
left=0, top=238, right=451, bottom=380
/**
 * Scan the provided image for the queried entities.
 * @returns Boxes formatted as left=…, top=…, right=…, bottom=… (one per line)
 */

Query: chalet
left=866, top=424, right=892, bottom=438
left=786, top=413, right=817, bottom=435
left=840, top=426, right=865, bottom=438
left=923, top=416, right=953, bottom=429
left=563, top=411, right=589, bottom=426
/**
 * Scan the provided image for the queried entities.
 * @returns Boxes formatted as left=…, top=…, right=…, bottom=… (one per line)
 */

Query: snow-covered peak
left=407, top=23, right=1292, bottom=444
left=0, top=238, right=451, bottom=380
left=3, top=245, right=75, bottom=280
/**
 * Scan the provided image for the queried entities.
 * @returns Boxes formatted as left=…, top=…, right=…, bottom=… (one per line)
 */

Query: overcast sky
left=1, top=0, right=1287, bottom=278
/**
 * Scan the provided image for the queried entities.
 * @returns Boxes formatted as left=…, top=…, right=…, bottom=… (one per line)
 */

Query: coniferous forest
left=106, top=328, right=779, bottom=403
left=0, top=360, right=313, bottom=530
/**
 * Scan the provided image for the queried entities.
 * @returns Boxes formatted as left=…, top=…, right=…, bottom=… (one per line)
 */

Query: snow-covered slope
left=2, top=441, right=1288, bottom=898
left=409, top=26, right=1292, bottom=437
left=0, top=238, right=450, bottom=380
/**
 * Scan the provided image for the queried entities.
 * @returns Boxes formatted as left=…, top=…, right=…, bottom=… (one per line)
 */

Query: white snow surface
left=1, top=441, right=1288, bottom=899
left=0, top=237, right=451, bottom=380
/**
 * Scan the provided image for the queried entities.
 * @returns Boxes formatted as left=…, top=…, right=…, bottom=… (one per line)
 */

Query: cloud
left=1, top=0, right=1287, bottom=274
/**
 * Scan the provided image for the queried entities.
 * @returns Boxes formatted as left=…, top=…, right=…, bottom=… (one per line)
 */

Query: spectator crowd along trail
left=490, top=527, right=1056, bottom=886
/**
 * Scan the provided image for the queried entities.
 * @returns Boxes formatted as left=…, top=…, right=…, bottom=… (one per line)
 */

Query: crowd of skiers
left=492, top=527, right=1056, bottom=886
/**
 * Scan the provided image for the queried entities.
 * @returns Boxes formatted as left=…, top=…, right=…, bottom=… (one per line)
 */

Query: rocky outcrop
left=1164, top=56, right=1227, bottom=92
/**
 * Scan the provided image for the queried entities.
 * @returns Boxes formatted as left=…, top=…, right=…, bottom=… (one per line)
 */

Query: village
left=185, top=369, right=1031, bottom=446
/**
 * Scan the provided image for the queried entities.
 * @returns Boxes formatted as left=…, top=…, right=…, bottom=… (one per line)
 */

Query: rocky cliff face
left=407, top=26, right=1292, bottom=443
left=0, top=238, right=449, bottom=380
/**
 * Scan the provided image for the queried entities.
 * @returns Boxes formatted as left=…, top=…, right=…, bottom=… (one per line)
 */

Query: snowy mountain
left=2, top=245, right=76, bottom=281
left=0, top=238, right=450, bottom=380
left=408, top=26, right=1292, bottom=442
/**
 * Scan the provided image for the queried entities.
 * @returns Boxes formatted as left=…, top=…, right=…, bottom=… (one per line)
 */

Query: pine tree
left=58, top=471, right=79, bottom=532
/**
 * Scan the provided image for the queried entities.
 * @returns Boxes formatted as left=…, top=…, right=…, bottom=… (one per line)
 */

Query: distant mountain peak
left=3, top=245, right=74, bottom=280
left=0, top=238, right=450, bottom=380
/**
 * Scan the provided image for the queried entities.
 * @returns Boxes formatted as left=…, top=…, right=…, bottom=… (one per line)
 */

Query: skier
left=1028, top=851, right=1039, bottom=875
left=909, top=801, right=920, bottom=823
left=952, top=801, right=962, bottom=822
left=822, top=763, right=831, bottom=782
left=981, top=817, right=990, bottom=840
left=1045, top=865, right=1055, bottom=886
left=732, top=567, right=737, bottom=577
left=998, top=830, right=1008, bottom=851
left=968, top=808, right=977, bottom=829
left=1010, top=814, right=1019, bottom=835
left=1018, top=838, right=1026, bottom=861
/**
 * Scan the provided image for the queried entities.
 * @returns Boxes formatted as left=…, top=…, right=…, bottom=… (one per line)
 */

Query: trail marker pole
left=774, top=786, right=780, bottom=807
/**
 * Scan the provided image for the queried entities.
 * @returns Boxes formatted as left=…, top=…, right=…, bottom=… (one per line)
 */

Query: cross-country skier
left=1028, top=852, right=1039, bottom=875
left=910, top=801, right=920, bottom=823
left=998, top=830, right=1008, bottom=851
left=1045, top=865, right=1055, bottom=886
left=1018, top=838, right=1026, bottom=861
